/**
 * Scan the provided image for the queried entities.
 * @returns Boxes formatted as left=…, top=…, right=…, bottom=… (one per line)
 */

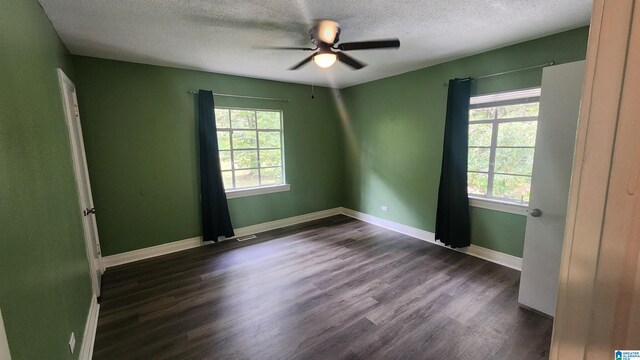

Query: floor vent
left=237, top=235, right=257, bottom=242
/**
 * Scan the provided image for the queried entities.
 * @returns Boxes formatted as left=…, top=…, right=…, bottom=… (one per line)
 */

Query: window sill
left=226, top=184, right=291, bottom=199
left=469, top=196, right=528, bottom=216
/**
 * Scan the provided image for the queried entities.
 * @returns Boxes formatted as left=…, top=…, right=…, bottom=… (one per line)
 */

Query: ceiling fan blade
left=289, top=53, right=317, bottom=70
left=255, top=46, right=315, bottom=51
left=337, top=52, right=366, bottom=70
left=337, top=39, right=400, bottom=51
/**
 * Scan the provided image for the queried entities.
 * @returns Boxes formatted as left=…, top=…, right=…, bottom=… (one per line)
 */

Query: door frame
left=57, top=69, right=104, bottom=296
left=0, top=308, right=10, bottom=360
left=550, top=0, right=640, bottom=357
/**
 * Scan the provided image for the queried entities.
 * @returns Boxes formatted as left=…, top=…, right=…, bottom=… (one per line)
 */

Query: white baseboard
left=78, top=294, right=100, bottom=360
left=102, top=206, right=521, bottom=271
left=232, top=207, right=342, bottom=238
left=102, top=207, right=342, bottom=268
left=458, top=243, right=523, bottom=271
left=102, top=237, right=203, bottom=268
left=339, top=207, right=523, bottom=271
left=340, top=207, right=436, bottom=242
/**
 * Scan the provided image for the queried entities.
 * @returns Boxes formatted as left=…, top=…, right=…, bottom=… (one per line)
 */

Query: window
left=215, top=107, right=286, bottom=193
left=467, top=88, right=541, bottom=205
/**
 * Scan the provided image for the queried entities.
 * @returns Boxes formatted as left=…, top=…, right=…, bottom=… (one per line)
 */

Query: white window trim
left=469, top=196, right=528, bottom=216
left=215, top=107, right=286, bottom=194
left=226, top=183, right=291, bottom=199
left=470, top=87, right=541, bottom=105
left=468, top=87, right=541, bottom=206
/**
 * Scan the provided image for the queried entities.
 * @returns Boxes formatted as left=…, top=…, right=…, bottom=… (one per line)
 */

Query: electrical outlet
left=381, top=205, right=388, bottom=212
left=68, top=332, right=76, bottom=354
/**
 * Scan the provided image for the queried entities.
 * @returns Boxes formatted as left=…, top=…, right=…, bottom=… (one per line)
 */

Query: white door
left=57, top=69, right=103, bottom=297
left=518, top=61, right=585, bottom=316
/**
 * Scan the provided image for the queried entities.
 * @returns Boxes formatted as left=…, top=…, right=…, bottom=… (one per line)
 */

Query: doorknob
left=83, top=208, right=96, bottom=216
left=530, top=208, right=542, bottom=217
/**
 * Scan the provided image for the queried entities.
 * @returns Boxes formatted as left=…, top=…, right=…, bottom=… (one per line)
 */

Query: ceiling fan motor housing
left=311, top=20, right=341, bottom=46
left=285, top=19, right=399, bottom=70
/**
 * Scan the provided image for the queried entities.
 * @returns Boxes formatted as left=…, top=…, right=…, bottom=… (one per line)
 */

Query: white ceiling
left=39, top=0, right=592, bottom=88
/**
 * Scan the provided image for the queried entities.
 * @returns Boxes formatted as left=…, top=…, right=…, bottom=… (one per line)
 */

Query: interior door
left=57, top=69, right=103, bottom=297
left=518, top=61, right=585, bottom=316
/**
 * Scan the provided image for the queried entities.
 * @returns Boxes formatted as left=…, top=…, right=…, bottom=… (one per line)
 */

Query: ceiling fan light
left=317, top=20, right=339, bottom=43
left=313, top=53, right=337, bottom=69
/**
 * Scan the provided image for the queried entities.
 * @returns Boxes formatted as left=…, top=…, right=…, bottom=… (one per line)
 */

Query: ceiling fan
left=267, top=20, right=400, bottom=70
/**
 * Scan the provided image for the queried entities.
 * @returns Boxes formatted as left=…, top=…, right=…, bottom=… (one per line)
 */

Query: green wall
left=72, top=28, right=589, bottom=258
left=340, top=27, right=589, bottom=257
left=0, top=0, right=93, bottom=359
left=72, top=57, right=343, bottom=256
left=0, top=4, right=590, bottom=357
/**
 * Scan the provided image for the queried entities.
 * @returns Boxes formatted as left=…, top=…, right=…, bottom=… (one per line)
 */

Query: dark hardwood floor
left=94, top=215, right=553, bottom=360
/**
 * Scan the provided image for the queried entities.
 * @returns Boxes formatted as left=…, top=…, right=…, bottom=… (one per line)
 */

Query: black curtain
left=435, top=79, right=471, bottom=248
left=198, top=90, right=234, bottom=241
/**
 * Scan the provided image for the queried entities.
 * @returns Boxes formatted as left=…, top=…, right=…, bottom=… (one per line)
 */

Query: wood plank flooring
left=94, top=215, right=553, bottom=360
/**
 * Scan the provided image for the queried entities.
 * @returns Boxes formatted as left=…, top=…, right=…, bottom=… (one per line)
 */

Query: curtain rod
left=188, top=90, right=292, bottom=102
left=441, top=61, right=556, bottom=86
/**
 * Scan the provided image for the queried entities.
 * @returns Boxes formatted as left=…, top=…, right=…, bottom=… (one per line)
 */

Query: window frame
left=214, top=106, right=289, bottom=198
left=467, top=88, right=541, bottom=211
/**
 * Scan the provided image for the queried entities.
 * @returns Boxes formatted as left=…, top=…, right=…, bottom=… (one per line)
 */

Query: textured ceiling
left=39, top=0, right=592, bottom=88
